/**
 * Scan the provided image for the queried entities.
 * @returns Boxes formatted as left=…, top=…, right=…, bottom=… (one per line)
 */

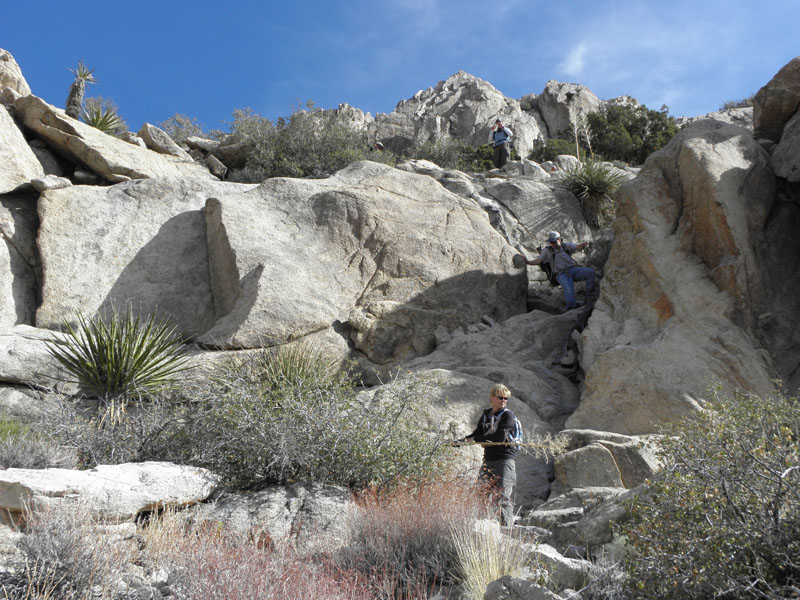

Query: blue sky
left=2, top=0, right=796, bottom=134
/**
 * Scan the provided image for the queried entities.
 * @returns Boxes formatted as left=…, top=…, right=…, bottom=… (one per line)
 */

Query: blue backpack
left=482, top=408, right=523, bottom=450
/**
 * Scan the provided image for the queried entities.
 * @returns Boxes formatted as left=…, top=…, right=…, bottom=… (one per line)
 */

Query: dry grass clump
left=0, top=502, right=136, bottom=600
left=138, top=508, right=371, bottom=600
left=339, top=476, right=496, bottom=598
left=450, top=520, right=535, bottom=600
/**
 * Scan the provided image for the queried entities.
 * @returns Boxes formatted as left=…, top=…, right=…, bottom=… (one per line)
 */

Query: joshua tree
left=65, top=60, right=96, bottom=119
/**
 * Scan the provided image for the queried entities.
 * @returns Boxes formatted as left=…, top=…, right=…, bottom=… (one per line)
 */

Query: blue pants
left=556, top=266, right=596, bottom=309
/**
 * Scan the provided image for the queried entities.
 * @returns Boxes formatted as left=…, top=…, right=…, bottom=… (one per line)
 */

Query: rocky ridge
left=1, top=47, right=799, bottom=598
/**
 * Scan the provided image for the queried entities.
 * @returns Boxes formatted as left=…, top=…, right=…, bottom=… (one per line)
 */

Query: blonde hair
left=490, top=383, right=510, bottom=398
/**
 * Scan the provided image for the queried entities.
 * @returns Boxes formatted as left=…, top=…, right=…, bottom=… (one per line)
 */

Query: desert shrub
left=340, top=477, right=495, bottom=598
left=720, top=96, right=755, bottom=110
left=48, top=344, right=447, bottom=488
left=620, top=387, right=800, bottom=599
left=159, top=112, right=205, bottom=144
left=44, top=307, right=191, bottom=403
left=408, top=138, right=498, bottom=171
left=152, top=345, right=447, bottom=490
left=0, top=501, right=136, bottom=599
left=41, top=393, right=183, bottom=468
left=0, top=428, right=76, bottom=470
left=587, top=103, right=678, bottom=165
left=138, top=509, right=370, bottom=600
left=560, top=160, right=627, bottom=228
left=228, top=102, right=387, bottom=181
left=81, top=96, right=127, bottom=136
left=528, top=137, right=579, bottom=163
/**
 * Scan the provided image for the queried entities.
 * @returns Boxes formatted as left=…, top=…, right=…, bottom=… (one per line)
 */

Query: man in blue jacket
left=489, top=118, right=513, bottom=169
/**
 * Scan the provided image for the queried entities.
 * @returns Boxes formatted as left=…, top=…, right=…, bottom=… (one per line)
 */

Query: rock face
left=0, top=193, right=39, bottom=326
left=0, top=50, right=30, bottom=98
left=536, top=80, right=602, bottom=138
left=185, top=483, right=353, bottom=555
left=36, top=177, right=256, bottom=336
left=0, top=462, right=219, bottom=523
left=199, top=161, right=527, bottom=369
left=14, top=95, right=215, bottom=183
left=0, top=106, right=45, bottom=194
left=370, top=71, right=547, bottom=158
left=754, top=56, right=800, bottom=142
left=569, top=120, right=779, bottom=434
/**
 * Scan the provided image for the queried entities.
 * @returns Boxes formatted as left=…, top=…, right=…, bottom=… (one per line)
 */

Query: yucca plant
left=65, top=59, right=96, bottom=119
left=81, top=96, right=126, bottom=135
left=561, top=160, right=627, bottom=228
left=45, top=307, right=191, bottom=402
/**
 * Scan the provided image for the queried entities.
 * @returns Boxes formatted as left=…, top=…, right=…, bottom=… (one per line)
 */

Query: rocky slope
left=1, top=47, right=798, bottom=598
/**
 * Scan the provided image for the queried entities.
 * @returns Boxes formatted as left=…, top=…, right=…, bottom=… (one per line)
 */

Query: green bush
left=528, top=138, right=579, bottom=163
left=157, top=345, right=446, bottom=490
left=559, top=160, right=627, bottom=228
left=408, top=139, right=516, bottom=172
left=587, top=103, right=678, bottom=165
left=720, top=96, right=755, bottom=111
left=228, top=102, right=391, bottom=181
left=45, top=307, right=190, bottom=402
left=47, top=344, right=447, bottom=489
left=160, top=112, right=205, bottom=144
left=619, top=387, right=800, bottom=599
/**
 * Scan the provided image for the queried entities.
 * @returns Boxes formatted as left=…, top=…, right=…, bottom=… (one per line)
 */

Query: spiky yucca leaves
left=65, top=59, right=95, bottom=119
left=560, top=160, right=626, bottom=228
left=81, top=96, right=126, bottom=135
left=45, top=307, right=190, bottom=402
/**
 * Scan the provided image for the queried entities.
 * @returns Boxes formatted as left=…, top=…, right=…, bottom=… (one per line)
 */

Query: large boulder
left=199, top=161, right=527, bottom=369
left=138, top=122, right=193, bottom=160
left=537, top=81, right=601, bottom=138
left=184, top=483, right=352, bottom=556
left=13, top=95, right=215, bottom=183
left=772, top=110, right=800, bottom=182
left=480, top=178, right=591, bottom=250
left=370, top=72, right=546, bottom=158
left=0, top=192, right=39, bottom=326
left=0, top=49, right=30, bottom=98
left=404, top=310, right=581, bottom=427
left=753, top=56, right=800, bottom=142
left=569, top=120, right=778, bottom=434
left=0, top=106, right=45, bottom=194
left=0, top=326, right=74, bottom=393
left=35, top=177, right=256, bottom=336
left=0, top=462, right=220, bottom=524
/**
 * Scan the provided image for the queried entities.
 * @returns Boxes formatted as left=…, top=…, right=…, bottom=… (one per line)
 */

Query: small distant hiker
left=489, top=118, right=513, bottom=169
left=453, top=383, right=519, bottom=526
left=526, top=231, right=596, bottom=310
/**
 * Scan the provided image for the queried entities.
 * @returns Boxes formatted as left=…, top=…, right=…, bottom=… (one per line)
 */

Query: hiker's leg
left=572, top=266, right=596, bottom=296
left=557, top=270, right=577, bottom=309
left=497, top=459, right=516, bottom=526
left=493, top=146, right=502, bottom=168
left=499, top=144, right=509, bottom=168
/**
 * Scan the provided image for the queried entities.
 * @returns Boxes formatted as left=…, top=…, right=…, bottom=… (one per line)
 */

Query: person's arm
left=526, top=248, right=549, bottom=266
left=504, top=126, right=513, bottom=140
left=576, top=241, right=590, bottom=251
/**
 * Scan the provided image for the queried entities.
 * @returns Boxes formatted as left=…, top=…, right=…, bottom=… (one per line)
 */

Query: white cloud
left=559, top=42, right=590, bottom=79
